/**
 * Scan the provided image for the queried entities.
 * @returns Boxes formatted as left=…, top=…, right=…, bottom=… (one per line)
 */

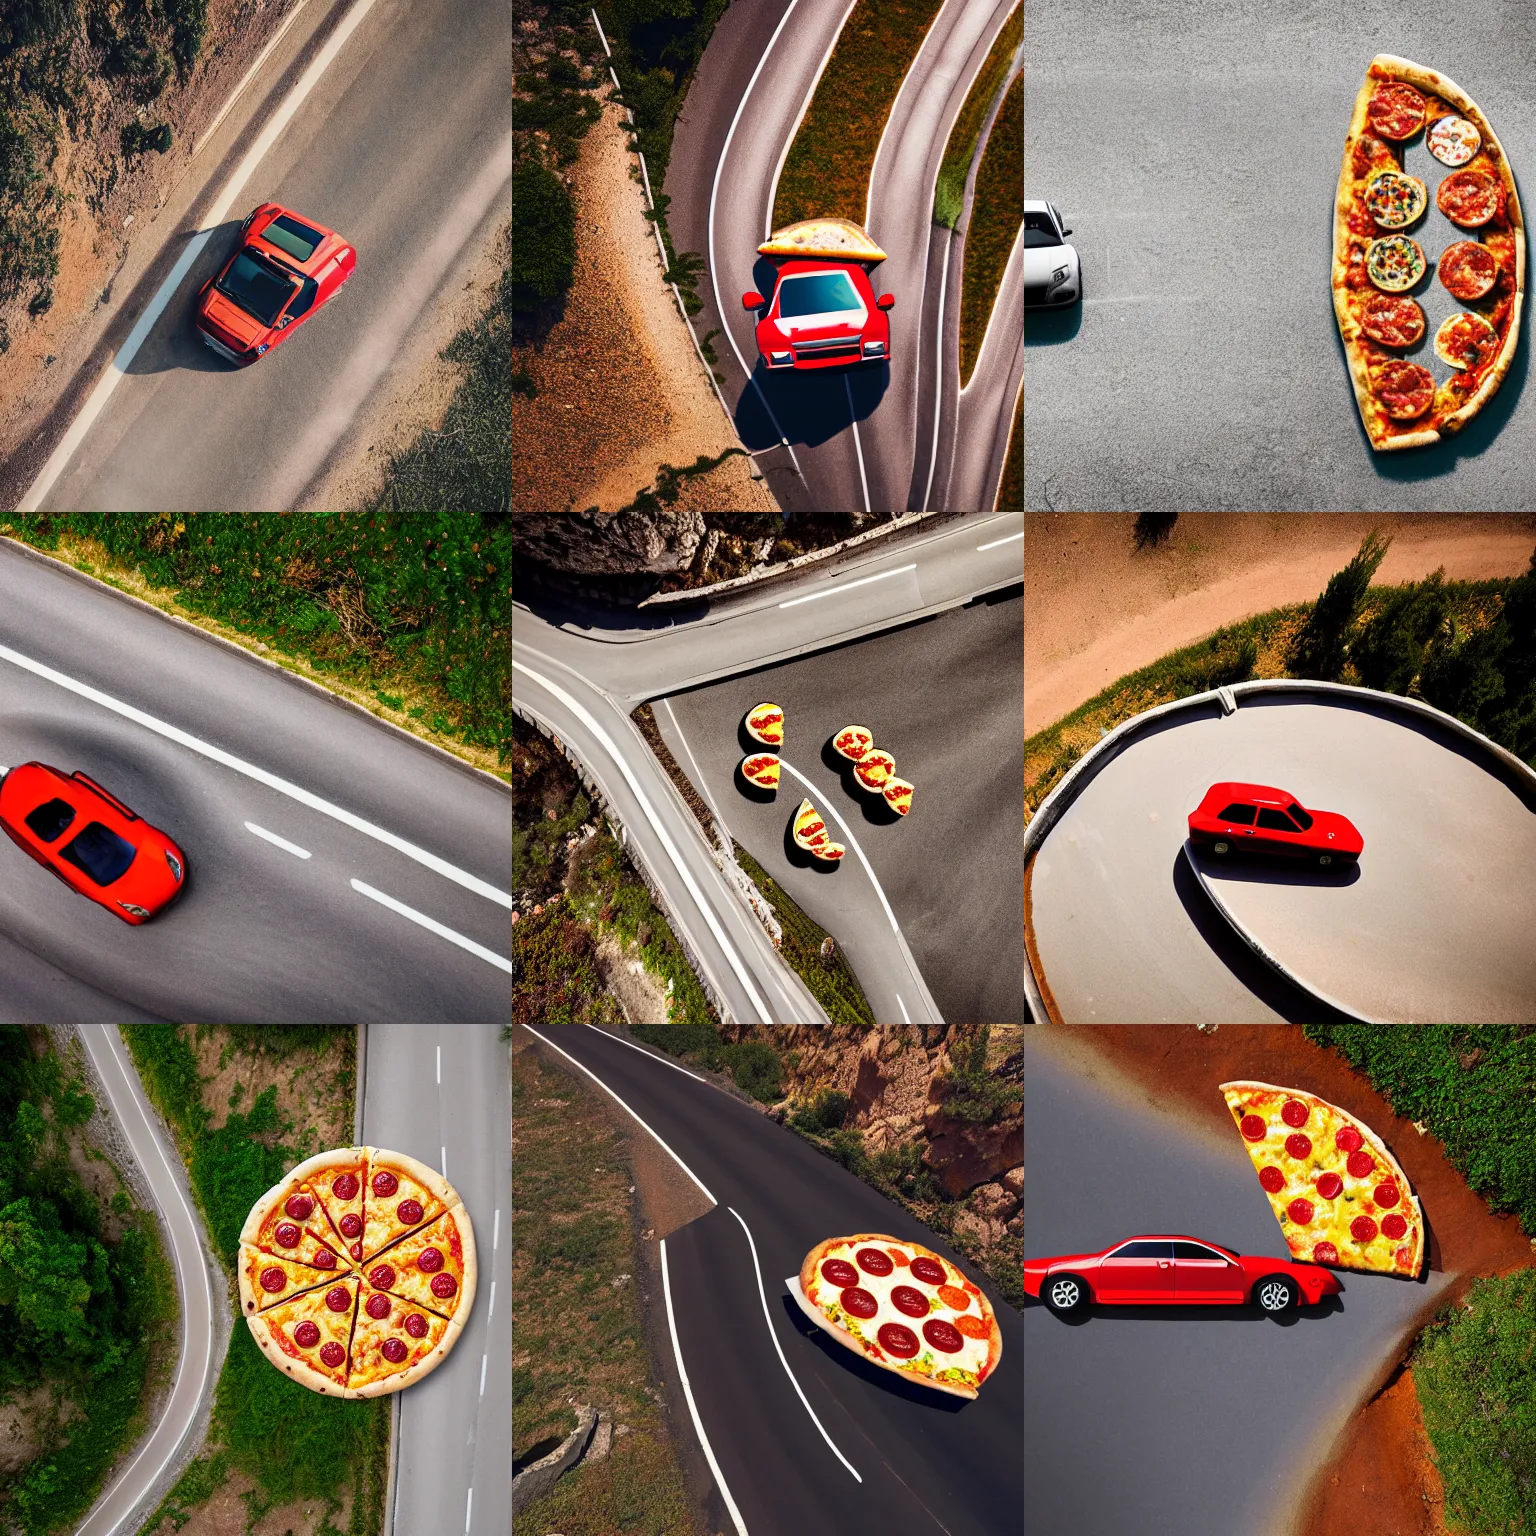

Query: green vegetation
left=1288, top=528, right=1391, bottom=680
left=788, top=1087, right=852, bottom=1135
left=511, top=159, right=577, bottom=317
left=934, top=3, right=1021, bottom=229
left=1412, top=1269, right=1536, bottom=1534
left=511, top=901, right=624, bottom=1026
left=1, top=513, right=511, bottom=773
left=630, top=1026, right=782, bottom=1101
left=0, top=1027, right=177, bottom=1536
left=937, top=1028, right=1023, bottom=1124
left=959, top=70, right=1022, bottom=386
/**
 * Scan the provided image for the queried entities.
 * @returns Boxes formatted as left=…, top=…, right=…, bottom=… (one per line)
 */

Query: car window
left=57, top=821, right=137, bottom=886
left=265, top=214, right=325, bottom=263
left=1108, top=1240, right=1171, bottom=1260
left=775, top=271, right=863, bottom=317
left=24, top=798, right=77, bottom=843
left=1257, top=807, right=1298, bottom=831
left=216, top=248, right=298, bottom=327
left=1217, top=803, right=1256, bottom=824
left=283, top=275, right=320, bottom=322
left=1025, top=210, right=1061, bottom=248
left=1173, top=1241, right=1229, bottom=1261
left=1286, top=801, right=1315, bottom=830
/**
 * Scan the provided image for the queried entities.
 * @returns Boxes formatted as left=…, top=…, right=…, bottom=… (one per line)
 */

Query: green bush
left=629, top=1025, right=722, bottom=1063
left=1175, top=627, right=1258, bottom=692
left=1351, top=572, right=1451, bottom=694
left=790, top=1089, right=851, bottom=1136
left=937, top=1028, right=1020, bottom=1125
left=720, top=1041, right=781, bottom=1102
left=511, top=159, right=576, bottom=315
left=1289, top=529, right=1391, bottom=680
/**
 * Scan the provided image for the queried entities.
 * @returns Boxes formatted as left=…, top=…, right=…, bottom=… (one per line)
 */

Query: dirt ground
left=189, top=1026, right=355, bottom=1147
left=1037, top=1024, right=1536, bottom=1536
left=595, top=933, right=673, bottom=1025
left=1024, top=513, right=1536, bottom=735
left=512, top=94, right=777, bottom=513
left=143, top=1466, right=354, bottom=1536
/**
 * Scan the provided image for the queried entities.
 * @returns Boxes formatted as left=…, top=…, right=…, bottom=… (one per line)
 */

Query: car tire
left=1213, top=840, right=1230, bottom=855
left=1255, top=1275, right=1297, bottom=1314
left=1043, top=1274, right=1087, bottom=1315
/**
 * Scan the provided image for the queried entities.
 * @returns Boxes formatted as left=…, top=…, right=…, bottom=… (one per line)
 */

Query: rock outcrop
left=512, top=511, right=706, bottom=574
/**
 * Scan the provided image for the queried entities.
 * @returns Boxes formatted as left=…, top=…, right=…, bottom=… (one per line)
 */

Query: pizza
left=832, top=726, right=874, bottom=762
left=239, top=1147, right=477, bottom=1397
left=1219, top=1081, right=1424, bottom=1277
left=739, top=753, right=780, bottom=790
left=790, top=1234, right=1001, bottom=1399
left=852, top=750, right=896, bottom=791
left=882, top=777, right=914, bottom=816
left=1333, top=55, right=1525, bottom=451
left=791, top=798, right=845, bottom=862
left=758, top=219, right=889, bottom=264
left=745, top=702, right=784, bottom=747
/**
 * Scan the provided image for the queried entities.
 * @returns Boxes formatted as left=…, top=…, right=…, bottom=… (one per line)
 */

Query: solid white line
left=441, top=1146, right=448, bottom=1178
left=662, top=1238, right=750, bottom=1536
left=479, top=1353, right=487, bottom=1397
left=895, top=992, right=912, bottom=1024
left=0, top=643, right=511, bottom=908
left=523, top=1027, right=717, bottom=1205
left=922, top=232, right=951, bottom=512
left=725, top=1207, right=861, bottom=1481
left=776, top=563, right=916, bottom=609
left=487, top=1279, right=495, bottom=1320
left=436, top=1044, right=441, bottom=1085
left=512, top=662, right=772, bottom=1022
left=593, top=1023, right=717, bottom=1086
left=492, top=1209, right=500, bottom=1251
left=844, top=374, right=871, bottom=513
left=349, top=880, right=512, bottom=974
left=464, top=1486, right=472, bottom=1533
left=18, top=0, right=380, bottom=511
left=194, top=0, right=309, bottom=156
left=663, top=696, right=727, bottom=836
left=244, top=820, right=312, bottom=859
left=977, top=530, right=1024, bottom=551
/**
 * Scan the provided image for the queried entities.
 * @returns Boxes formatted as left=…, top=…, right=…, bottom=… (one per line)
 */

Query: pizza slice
left=832, top=726, right=874, bottom=762
left=305, top=1147, right=371, bottom=1265
left=239, top=1245, right=346, bottom=1315
left=740, top=753, right=781, bottom=790
left=809, top=841, right=846, bottom=863
left=882, top=777, right=913, bottom=816
left=792, top=798, right=829, bottom=851
left=1220, top=1081, right=1425, bottom=1276
left=348, top=1279, right=458, bottom=1396
left=360, top=1149, right=452, bottom=1262
left=745, top=702, right=784, bottom=747
left=853, top=750, right=896, bottom=791
left=248, top=1275, right=359, bottom=1396
left=362, top=1204, right=476, bottom=1321
left=240, top=1172, right=348, bottom=1272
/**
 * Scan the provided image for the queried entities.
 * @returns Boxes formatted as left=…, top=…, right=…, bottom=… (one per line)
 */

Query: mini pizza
left=1220, top=1081, right=1425, bottom=1277
left=348, top=1281, right=458, bottom=1397
left=792, top=798, right=829, bottom=850
left=1435, top=311, right=1499, bottom=370
left=739, top=753, right=780, bottom=790
left=1334, top=55, right=1525, bottom=451
left=745, top=703, right=784, bottom=747
left=362, top=1205, right=474, bottom=1321
left=249, top=1276, right=360, bottom=1394
left=791, top=1234, right=1001, bottom=1399
left=832, top=726, right=874, bottom=761
left=852, top=750, right=896, bottom=791
left=358, top=1150, right=452, bottom=1262
left=882, top=777, right=913, bottom=816
left=809, top=841, right=846, bottom=863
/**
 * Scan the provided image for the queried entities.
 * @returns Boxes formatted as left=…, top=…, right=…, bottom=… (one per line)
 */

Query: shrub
left=1352, top=571, right=1451, bottom=694
left=1176, top=627, right=1258, bottom=692
left=790, top=1089, right=851, bottom=1136
left=721, top=1041, right=781, bottom=1102
left=511, top=159, right=576, bottom=314
left=1289, top=529, right=1390, bottom=680
left=936, top=1028, right=1020, bottom=1125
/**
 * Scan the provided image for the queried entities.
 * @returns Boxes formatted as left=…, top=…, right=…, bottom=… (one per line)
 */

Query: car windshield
left=263, top=213, right=324, bottom=263
left=1025, top=210, right=1061, bottom=248
left=776, top=271, right=862, bottom=317
left=1287, top=801, right=1314, bottom=830
left=24, top=798, right=77, bottom=842
left=57, top=821, right=137, bottom=886
left=216, top=247, right=298, bottom=326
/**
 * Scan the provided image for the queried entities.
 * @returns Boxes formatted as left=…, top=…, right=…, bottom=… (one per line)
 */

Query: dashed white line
left=436, top=1044, right=441, bottom=1084
left=243, top=821, right=312, bottom=859
left=895, top=992, right=912, bottom=1024
left=441, top=1146, right=447, bottom=1179
left=776, top=563, right=917, bottom=609
left=479, top=1353, right=487, bottom=1397
left=844, top=374, right=872, bottom=513
left=976, top=529, right=1024, bottom=551
left=487, top=1279, right=495, bottom=1320
left=492, top=1209, right=500, bottom=1250
left=464, top=1486, right=472, bottom=1533
left=349, top=880, right=512, bottom=973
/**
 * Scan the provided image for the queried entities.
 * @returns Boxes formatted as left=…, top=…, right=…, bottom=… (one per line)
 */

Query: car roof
left=1108, top=1235, right=1240, bottom=1253
left=1024, top=199, right=1053, bottom=213
left=1205, top=781, right=1295, bottom=804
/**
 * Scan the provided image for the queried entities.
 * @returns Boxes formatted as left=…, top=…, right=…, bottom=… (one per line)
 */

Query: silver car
left=1025, top=201, right=1080, bottom=308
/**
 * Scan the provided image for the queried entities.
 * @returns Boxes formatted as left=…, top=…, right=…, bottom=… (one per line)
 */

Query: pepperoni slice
left=1436, top=312, right=1498, bottom=371
left=1373, top=1181, right=1400, bottom=1208
left=1280, top=1099, right=1310, bottom=1129
left=890, top=1285, right=931, bottom=1319
left=821, top=1258, right=859, bottom=1287
left=1438, top=240, right=1498, bottom=301
left=416, top=1247, right=444, bottom=1274
left=954, top=1313, right=991, bottom=1339
left=430, top=1273, right=458, bottom=1300
left=876, top=1322, right=920, bottom=1359
left=1240, top=1114, right=1266, bottom=1141
left=319, top=1342, right=346, bottom=1368
left=350, top=1243, right=363, bottom=1261
left=260, top=1266, right=286, bottom=1292
left=403, top=1313, right=429, bottom=1339
left=1360, top=294, right=1426, bottom=348
left=293, top=1320, right=321, bottom=1348
left=325, top=1285, right=351, bottom=1312
left=840, top=1287, right=879, bottom=1319
left=284, top=1194, right=314, bottom=1220
left=1382, top=1213, right=1409, bottom=1240
left=1258, top=1166, right=1285, bottom=1193
left=1427, top=114, right=1480, bottom=166
left=331, top=1173, right=359, bottom=1201
left=1285, top=1133, right=1313, bottom=1160
left=366, top=1292, right=392, bottom=1320
left=369, top=1264, right=396, bottom=1289
left=885, top=1248, right=911, bottom=1267
left=397, top=1198, right=426, bottom=1226
left=1346, top=1150, right=1376, bottom=1179
left=937, top=1284, right=971, bottom=1311
left=1312, top=1242, right=1340, bottom=1266
left=909, top=1256, right=947, bottom=1285
left=856, top=1247, right=895, bottom=1277
left=274, top=1222, right=301, bottom=1248
left=1316, top=1172, right=1344, bottom=1200
left=1334, top=1125, right=1363, bottom=1153
left=310, top=1247, right=336, bottom=1270
left=372, top=1170, right=400, bottom=1197
left=1437, top=169, right=1501, bottom=229
left=922, top=1318, right=965, bottom=1354
left=381, top=1337, right=408, bottom=1363
left=1288, top=1198, right=1315, bottom=1225
left=339, top=1213, right=363, bottom=1239
left=1351, top=1215, right=1379, bottom=1243
left=1374, top=359, right=1435, bottom=420
left=1367, top=82, right=1426, bottom=140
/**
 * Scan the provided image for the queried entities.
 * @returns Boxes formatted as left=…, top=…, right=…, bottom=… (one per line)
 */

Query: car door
left=1216, top=800, right=1259, bottom=845
left=1095, top=1240, right=1175, bottom=1302
left=1253, top=805, right=1300, bottom=855
left=1172, top=1241, right=1245, bottom=1303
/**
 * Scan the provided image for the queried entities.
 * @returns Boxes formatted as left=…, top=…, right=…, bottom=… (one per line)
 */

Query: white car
left=1025, top=200, right=1080, bottom=308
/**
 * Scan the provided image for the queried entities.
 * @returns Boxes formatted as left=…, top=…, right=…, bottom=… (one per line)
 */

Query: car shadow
left=1025, top=305, right=1082, bottom=345
left=122, top=220, right=250, bottom=376
left=1036, top=1293, right=1346, bottom=1327
left=1191, top=848, right=1364, bottom=887
left=737, top=361, right=890, bottom=451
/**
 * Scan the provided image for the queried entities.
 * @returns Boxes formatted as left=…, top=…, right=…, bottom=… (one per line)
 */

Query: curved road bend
left=526, top=1026, right=1021, bottom=1536
left=74, top=1025, right=220, bottom=1536
left=364, top=1024, right=510, bottom=1536
left=1024, top=1035, right=1453, bottom=1536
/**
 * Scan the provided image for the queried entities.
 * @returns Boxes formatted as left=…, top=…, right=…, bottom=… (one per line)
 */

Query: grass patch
left=512, top=1035, right=694, bottom=1536
left=934, top=3, right=1021, bottom=229
left=958, top=70, right=1022, bottom=387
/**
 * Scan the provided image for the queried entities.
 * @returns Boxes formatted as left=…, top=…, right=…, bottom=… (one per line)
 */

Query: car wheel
left=1213, top=840, right=1230, bottom=855
left=1318, top=853, right=1333, bottom=866
left=1043, top=1274, right=1087, bottom=1314
left=1255, top=1276, right=1297, bottom=1314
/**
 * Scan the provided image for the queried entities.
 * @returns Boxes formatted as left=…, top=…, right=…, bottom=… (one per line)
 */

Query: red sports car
left=195, top=203, right=355, bottom=365
left=0, top=762, right=187, bottom=924
left=1188, top=781, right=1363, bottom=866
left=1024, top=1235, right=1343, bottom=1315
left=742, top=258, right=895, bottom=370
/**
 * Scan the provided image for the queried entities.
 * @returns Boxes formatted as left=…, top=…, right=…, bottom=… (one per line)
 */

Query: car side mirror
left=876, top=293, right=895, bottom=311
left=742, top=291, right=765, bottom=310
left=1061, top=226, right=1073, bottom=236
left=278, top=316, right=291, bottom=327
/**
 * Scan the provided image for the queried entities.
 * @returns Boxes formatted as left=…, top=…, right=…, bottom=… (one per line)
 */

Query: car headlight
left=1050, top=266, right=1070, bottom=286
left=117, top=901, right=151, bottom=919
left=862, top=340, right=886, bottom=354
left=165, top=849, right=183, bottom=881
left=770, top=350, right=792, bottom=365
left=256, top=343, right=269, bottom=355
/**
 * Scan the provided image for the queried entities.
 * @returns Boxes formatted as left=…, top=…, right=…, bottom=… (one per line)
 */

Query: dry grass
left=959, top=71, right=1022, bottom=387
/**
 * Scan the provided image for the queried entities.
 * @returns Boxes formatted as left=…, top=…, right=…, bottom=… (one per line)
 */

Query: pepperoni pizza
left=238, top=1147, right=477, bottom=1397
left=790, top=1234, right=1002, bottom=1399
left=1333, top=55, right=1525, bottom=450
left=1220, top=1082, right=1424, bottom=1277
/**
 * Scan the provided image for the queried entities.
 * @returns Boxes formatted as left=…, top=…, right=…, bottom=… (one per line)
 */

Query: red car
left=195, top=203, right=355, bottom=365
left=742, top=258, right=894, bottom=370
left=0, top=762, right=187, bottom=924
left=1024, top=1235, right=1343, bottom=1315
left=1187, top=781, right=1363, bottom=867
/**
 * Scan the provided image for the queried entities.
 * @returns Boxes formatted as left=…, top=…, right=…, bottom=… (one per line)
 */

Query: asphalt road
left=0, top=541, right=512, bottom=1023
left=1024, top=1034, right=1453, bottom=1536
left=1027, top=685, right=1536, bottom=1023
left=513, top=513, right=1022, bottom=1023
left=666, top=0, right=1021, bottom=513
left=527, top=1025, right=1021, bottom=1536
left=365, top=1025, right=510, bottom=1536
left=1025, top=1, right=1536, bottom=511
left=23, top=0, right=510, bottom=511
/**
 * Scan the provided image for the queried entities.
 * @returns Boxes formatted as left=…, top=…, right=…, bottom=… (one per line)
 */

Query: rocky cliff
left=512, top=511, right=705, bottom=574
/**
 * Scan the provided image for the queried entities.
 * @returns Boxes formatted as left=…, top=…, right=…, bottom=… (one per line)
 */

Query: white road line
left=0, top=642, right=511, bottom=908
left=244, top=820, right=312, bottom=859
left=441, top=1146, right=448, bottom=1178
left=193, top=0, right=309, bottom=157
left=464, top=1486, right=472, bottom=1533
left=523, top=1026, right=717, bottom=1205
left=725, top=1207, right=861, bottom=1481
left=492, top=1209, right=500, bottom=1250
left=977, top=529, right=1024, bottom=551
left=479, top=1353, right=487, bottom=1397
left=349, top=880, right=512, bottom=973
left=436, top=1044, right=441, bottom=1084
left=844, top=374, right=872, bottom=513
left=922, top=233, right=951, bottom=513
left=513, top=662, right=771, bottom=1022
left=487, top=1279, right=495, bottom=1320
left=594, top=1022, right=717, bottom=1086
left=663, top=696, right=728, bottom=835
left=776, top=563, right=916, bottom=609
left=662, top=1238, right=750, bottom=1536
left=895, top=992, right=912, bottom=1024
left=18, top=0, right=381, bottom=511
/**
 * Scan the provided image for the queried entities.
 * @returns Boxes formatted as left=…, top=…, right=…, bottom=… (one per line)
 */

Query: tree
left=1351, top=569, right=1451, bottom=694
left=0, top=1196, right=99, bottom=1351
left=1289, top=529, right=1391, bottom=681
left=510, top=158, right=576, bottom=319
left=1419, top=618, right=1507, bottom=729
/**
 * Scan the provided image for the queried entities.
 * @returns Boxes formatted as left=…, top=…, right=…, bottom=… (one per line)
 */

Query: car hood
left=762, top=306, right=869, bottom=341
left=1309, top=810, right=1364, bottom=852
left=203, top=289, right=268, bottom=346
left=1024, top=244, right=1078, bottom=282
